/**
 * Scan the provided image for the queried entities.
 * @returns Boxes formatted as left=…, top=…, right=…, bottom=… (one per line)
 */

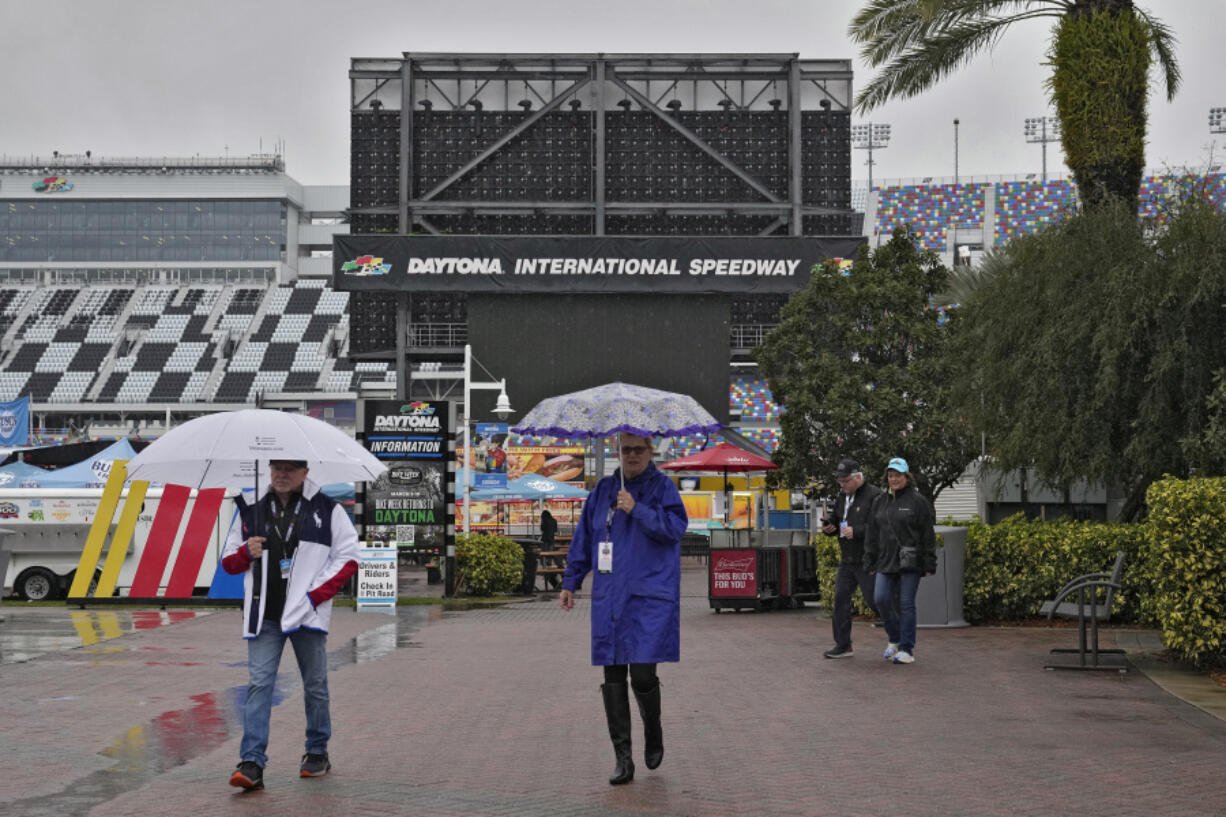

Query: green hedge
left=962, top=515, right=1151, bottom=624
left=814, top=532, right=876, bottom=617
left=456, top=533, right=523, bottom=596
left=1144, top=477, right=1226, bottom=668
left=811, top=478, right=1226, bottom=666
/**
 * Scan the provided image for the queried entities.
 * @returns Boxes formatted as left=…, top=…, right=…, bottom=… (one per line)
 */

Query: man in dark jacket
left=820, top=458, right=883, bottom=658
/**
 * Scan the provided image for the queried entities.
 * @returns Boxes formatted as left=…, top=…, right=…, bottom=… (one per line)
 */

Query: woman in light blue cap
left=862, top=457, right=937, bottom=664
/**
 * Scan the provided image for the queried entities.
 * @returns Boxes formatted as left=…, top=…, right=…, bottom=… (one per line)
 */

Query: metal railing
left=730, top=324, right=776, bottom=349
left=409, top=323, right=467, bottom=347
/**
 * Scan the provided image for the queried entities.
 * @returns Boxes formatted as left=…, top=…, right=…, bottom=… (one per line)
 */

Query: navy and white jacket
left=221, top=478, right=359, bottom=638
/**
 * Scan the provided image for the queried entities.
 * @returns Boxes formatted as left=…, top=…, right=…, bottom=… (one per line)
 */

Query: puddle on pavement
left=5, top=605, right=432, bottom=817
left=0, top=610, right=208, bottom=664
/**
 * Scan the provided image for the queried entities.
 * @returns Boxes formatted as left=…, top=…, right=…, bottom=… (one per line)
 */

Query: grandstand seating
left=881, top=172, right=1226, bottom=252
left=730, top=376, right=781, bottom=421
left=876, top=183, right=985, bottom=250
left=994, top=179, right=1076, bottom=244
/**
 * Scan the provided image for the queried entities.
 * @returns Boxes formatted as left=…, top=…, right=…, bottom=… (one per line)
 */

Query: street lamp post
left=850, top=122, right=892, bottom=191
left=1024, top=115, right=1062, bottom=183
left=460, top=343, right=513, bottom=536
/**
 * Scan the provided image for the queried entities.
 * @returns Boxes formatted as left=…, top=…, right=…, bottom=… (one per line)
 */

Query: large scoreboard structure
left=336, top=53, right=862, bottom=424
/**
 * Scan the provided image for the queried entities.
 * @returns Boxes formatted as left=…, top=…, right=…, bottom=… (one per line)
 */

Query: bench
left=1039, top=551, right=1127, bottom=673
left=536, top=550, right=568, bottom=590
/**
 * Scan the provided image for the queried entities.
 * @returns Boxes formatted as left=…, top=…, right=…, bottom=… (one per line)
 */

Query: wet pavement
left=1, top=560, right=1225, bottom=817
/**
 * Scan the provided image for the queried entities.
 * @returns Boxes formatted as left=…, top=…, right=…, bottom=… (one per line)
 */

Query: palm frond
left=853, top=4, right=1067, bottom=111
left=850, top=0, right=938, bottom=69
left=935, top=247, right=1009, bottom=305
left=855, top=15, right=1029, bottom=112
left=1135, top=10, right=1182, bottom=101
left=848, top=0, right=924, bottom=45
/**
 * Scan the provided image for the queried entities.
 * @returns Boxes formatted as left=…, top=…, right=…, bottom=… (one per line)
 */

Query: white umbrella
left=125, top=409, right=385, bottom=490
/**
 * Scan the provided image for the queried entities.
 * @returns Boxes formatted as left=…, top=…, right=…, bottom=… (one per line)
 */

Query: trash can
left=916, top=525, right=969, bottom=628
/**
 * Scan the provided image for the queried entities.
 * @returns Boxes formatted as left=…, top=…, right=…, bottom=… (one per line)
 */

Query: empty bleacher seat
left=0, top=372, right=30, bottom=401
left=876, top=183, right=986, bottom=250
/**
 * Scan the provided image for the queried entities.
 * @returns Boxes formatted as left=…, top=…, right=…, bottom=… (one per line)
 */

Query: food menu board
left=508, top=446, right=585, bottom=483
left=457, top=445, right=585, bottom=485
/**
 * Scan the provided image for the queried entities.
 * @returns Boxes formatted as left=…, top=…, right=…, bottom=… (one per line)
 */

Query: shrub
left=1144, top=477, right=1226, bottom=668
left=455, top=533, right=523, bottom=596
left=962, top=514, right=1150, bottom=624
left=812, top=531, right=883, bottom=618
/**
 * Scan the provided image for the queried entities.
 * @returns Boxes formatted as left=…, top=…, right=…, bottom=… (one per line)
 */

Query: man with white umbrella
left=223, top=459, right=360, bottom=790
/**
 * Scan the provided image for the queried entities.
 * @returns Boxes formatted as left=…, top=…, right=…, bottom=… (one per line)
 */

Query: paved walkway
left=2, top=561, right=1226, bottom=817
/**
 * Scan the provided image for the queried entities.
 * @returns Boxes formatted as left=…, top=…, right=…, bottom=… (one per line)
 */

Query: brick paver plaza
left=2, top=560, right=1225, bottom=817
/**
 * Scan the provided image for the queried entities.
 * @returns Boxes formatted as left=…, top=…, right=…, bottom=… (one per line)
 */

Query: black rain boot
left=600, top=682, right=635, bottom=785
left=633, top=681, right=663, bottom=770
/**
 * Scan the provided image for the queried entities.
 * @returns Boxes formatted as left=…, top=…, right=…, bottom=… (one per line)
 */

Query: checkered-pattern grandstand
left=0, top=279, right=394, bottom=406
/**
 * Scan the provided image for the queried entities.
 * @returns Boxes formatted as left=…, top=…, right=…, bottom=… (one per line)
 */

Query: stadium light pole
left=1024, top=116, right=1062, bottom=183
left=953, top=118, right=961, bottom=266
left=850, top=123, right=891, bottom=191
left=1210, top=107, right=1226, bottom=134
left=953, top=118, right=960, bottom=184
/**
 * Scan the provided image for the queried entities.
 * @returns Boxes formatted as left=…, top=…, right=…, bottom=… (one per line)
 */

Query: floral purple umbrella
left=512, top=382, right=722, bottom=487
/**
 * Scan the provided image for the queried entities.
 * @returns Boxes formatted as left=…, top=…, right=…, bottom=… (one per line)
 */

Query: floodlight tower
left=1024, top=116, right=1062, bottom=183
left=1210, top=107, right=1226, bottom=134
left=851, top=123, right=891, bottom=191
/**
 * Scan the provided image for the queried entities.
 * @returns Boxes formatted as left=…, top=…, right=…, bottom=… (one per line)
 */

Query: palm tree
left=850, top=0, right=1180, bottom=208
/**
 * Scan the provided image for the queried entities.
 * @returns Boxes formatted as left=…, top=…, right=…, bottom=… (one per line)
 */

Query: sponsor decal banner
left=333, top=235, right=863, bottom=294
left=0, top=396, right=30, bottom=447
left=32, top=176, right=73, bottom=192
left=710, top=549, right=759, bottom=598
left=363, top=400, right=450, bottom=547
left=472, top=422, right=508, bottom=489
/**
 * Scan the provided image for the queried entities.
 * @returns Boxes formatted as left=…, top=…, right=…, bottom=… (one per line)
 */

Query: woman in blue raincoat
left=560, top=432, right=688, bottom=786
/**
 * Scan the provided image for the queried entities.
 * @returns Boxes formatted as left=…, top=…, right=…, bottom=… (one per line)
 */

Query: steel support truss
left=350, top=53, right=854, bottom=237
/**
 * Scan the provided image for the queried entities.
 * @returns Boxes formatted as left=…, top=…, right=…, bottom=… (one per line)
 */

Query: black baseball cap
left=269, top=459, right=308, bottom=469
left=834, top=459, right=860, bottom=478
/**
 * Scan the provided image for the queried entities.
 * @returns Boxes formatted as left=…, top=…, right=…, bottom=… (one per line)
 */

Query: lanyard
left=268, top=497, right=301, bottom=550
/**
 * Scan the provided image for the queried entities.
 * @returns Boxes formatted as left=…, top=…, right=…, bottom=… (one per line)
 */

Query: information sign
left=357, top=540, right=397, bottom=613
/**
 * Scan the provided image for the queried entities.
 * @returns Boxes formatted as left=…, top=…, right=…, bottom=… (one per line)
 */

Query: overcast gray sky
left=2, top=0, right=1221, bottom=186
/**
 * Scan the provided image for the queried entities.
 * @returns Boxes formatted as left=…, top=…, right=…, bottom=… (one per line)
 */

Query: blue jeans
left=874, top=572, right=922, bottom=654
left=240, top=620, right=331, bottom=766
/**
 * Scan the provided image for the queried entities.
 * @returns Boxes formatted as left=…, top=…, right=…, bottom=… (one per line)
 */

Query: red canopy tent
left=660, top=443, right=778, bottom=525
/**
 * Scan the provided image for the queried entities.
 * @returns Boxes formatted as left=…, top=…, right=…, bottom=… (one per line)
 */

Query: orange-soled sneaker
left=300, top=752, right=331, bottom=778
left=230, top=760, right=264, bottom=790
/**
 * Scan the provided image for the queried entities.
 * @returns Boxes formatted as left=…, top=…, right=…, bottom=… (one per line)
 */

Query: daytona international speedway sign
left=332, top=235, right=863, bottom=294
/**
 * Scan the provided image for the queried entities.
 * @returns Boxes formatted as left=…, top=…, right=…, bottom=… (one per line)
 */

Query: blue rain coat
left=562, top=462, right=688, bottom=666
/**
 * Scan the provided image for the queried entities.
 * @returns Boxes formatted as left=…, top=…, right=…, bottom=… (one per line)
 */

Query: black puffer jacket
left=863, top=484, right=937, bottom=575
left=822, top=482, right=883, bottom=566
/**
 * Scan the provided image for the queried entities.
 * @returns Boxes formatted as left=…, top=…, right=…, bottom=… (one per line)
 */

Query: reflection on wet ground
left=0, top=609, right=209, bottom=663
left=2, top=605, right=433, bottom=817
